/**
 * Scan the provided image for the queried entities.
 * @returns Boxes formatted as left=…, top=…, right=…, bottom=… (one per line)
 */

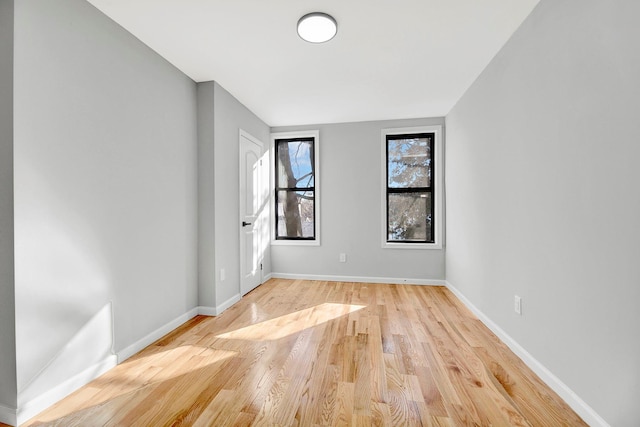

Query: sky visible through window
left=287, top=140, right=313, bottom=187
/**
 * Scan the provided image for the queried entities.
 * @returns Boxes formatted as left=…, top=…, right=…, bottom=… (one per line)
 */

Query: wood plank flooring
left=22, top=279, right=586, bottom=426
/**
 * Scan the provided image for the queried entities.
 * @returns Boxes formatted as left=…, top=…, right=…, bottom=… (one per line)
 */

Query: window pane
left=388, top=192, right=432, bottom=242
left=388, top=136, right=431, bottom=188
left=276, top=190, right=315, bottom=238
left=277, top=139, right=314, bottom=188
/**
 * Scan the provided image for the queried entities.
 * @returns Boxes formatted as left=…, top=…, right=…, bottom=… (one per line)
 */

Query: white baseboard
left=263, top=272, right=273, bottom=282
left=445, top=281, right=610, bottom=427
left=14, top=305, right=227, bottom=426
left=214, top=294, right=241, bottom=315
left=116, top=298, right=244, bottom=363
left=271, top=272, right=446, bottom=286
left=16, top=355, right=117, bottom=426
left=196, top=295, right=241, bottom=317
left=0, top=403, right=16, bottom=427
left=197, top=306, right=217, bottom=316
left=117, top=308, right=199, bottom=363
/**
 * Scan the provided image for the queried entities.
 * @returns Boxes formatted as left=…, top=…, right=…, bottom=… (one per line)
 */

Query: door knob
left=242, top=221, right=252, bottom=227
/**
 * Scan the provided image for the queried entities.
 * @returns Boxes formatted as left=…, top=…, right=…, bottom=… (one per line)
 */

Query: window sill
left=272, top=239, right=320, bottom=247
left=382, top=242, right=442, bottom=250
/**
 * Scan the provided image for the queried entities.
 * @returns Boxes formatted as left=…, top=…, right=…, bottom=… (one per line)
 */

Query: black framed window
left=275, top=137, right=316, bottom=240
left=386, top=133, right=434, bottom=243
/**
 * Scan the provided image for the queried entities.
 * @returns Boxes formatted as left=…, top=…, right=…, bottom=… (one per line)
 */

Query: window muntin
left=275, top=137, right=316, bottom=240
left=385, top=133, right=434, bottom=243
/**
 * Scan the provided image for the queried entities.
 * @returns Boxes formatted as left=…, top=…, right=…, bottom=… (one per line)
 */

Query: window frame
left=381, top=125, right=443, bottom=250
left=271, top=130, right=320, bottom=246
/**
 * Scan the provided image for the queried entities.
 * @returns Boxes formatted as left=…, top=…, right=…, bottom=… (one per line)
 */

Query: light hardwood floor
left=22, top=279, right=586, bottom=426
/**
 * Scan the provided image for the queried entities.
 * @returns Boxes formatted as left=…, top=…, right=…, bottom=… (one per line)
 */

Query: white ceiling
left=86, top=0, right=540, bottom=127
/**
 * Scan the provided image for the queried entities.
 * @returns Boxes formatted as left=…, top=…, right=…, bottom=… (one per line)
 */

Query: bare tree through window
left=386, top=133, right=434, bottom=243
left=275, top=137, right=315, bottom=239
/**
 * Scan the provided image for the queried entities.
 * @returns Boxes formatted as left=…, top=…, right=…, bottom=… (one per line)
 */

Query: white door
left=239, top=131, right=264, bottom=295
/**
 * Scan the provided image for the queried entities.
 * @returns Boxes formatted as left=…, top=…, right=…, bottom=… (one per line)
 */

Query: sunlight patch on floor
left=216, top=303, right=366, bottom=341
left=30, top=345, right=236, bottom=424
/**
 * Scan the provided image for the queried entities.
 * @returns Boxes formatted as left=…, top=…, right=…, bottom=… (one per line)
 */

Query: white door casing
left=239, top=130, right=264, bottom=295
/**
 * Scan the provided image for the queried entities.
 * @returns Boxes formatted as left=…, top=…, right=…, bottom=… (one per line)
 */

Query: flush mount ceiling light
left=297, top=12, right=337, bottom=43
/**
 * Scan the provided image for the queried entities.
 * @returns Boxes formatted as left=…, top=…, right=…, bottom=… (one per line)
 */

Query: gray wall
left=197, top=81, right=271, bottom=311
left=0, top=0, right=18, bottom=416
left=197, top=82, right=216, bottom=308
left=13, top=0, right=198, bottom=407
left=445, top=0, right=640, bottom=425
left=213, top=82, right=271, bottom=305
left=271, top=118, right=445, bottom=281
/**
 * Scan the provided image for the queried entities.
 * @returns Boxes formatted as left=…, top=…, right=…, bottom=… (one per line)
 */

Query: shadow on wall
left=17, top=302, right=117, bottom=423
left=17, top=302, right=115, bottom=418
left=14, top=161, right=116, bottom=414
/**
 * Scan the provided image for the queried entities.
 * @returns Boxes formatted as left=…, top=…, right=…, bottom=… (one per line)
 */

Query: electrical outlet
left=514, top=295, right=522, bottom=315
left=220, top=268, right=226, bottom=281
left=339, top=253, right=346, bottom=263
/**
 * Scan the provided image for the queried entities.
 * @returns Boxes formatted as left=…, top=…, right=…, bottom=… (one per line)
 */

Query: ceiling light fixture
left=297, top=12, right=337, bottom=43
